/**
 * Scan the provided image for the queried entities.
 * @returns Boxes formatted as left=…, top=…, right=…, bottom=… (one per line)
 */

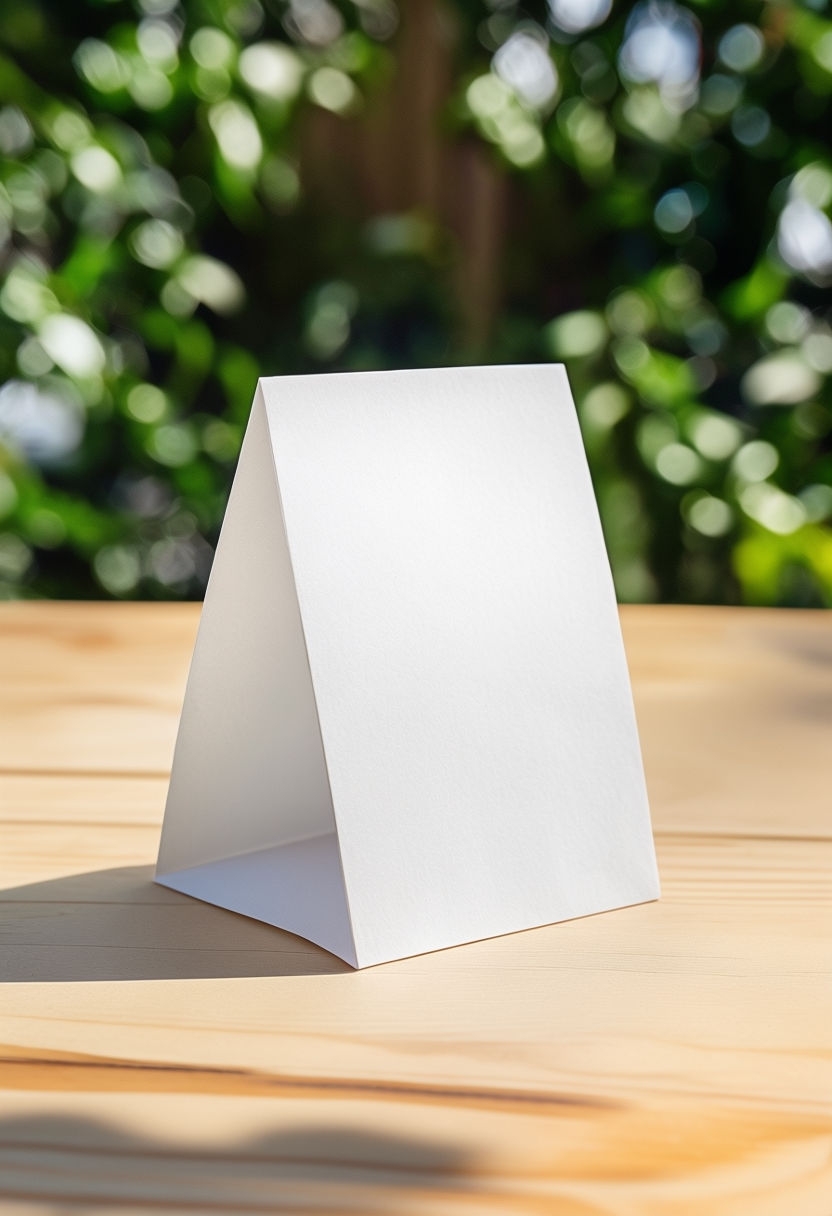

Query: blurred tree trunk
left=300, top=0, right=507, bottom=354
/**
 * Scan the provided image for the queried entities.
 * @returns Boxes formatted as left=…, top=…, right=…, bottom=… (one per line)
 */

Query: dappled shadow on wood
left=0, top=865, right=351, bottom=981
left=0, top=1114, right=477, bottom=1211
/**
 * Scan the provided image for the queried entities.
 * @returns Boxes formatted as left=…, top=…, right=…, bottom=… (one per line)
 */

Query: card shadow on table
left=0, top=865, right=352, bottom=981
left=1, top=1114, right=475, bottom=1209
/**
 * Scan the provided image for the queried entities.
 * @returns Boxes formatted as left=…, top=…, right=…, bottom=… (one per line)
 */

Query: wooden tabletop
left=1, top=603, right=831, bottom=1214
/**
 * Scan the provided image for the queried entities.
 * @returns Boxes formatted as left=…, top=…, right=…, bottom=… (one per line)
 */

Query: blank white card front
left=157, top=364, right=659, bottom=967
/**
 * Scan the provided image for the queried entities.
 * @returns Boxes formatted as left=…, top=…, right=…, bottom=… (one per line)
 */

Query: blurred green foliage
left=0, top=0, right=831, bottom=603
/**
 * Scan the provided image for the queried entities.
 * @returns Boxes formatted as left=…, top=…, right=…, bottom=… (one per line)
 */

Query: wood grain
left=0, top=602, right=196, bottom=776
left=1, top=603, right=831, bottom=1214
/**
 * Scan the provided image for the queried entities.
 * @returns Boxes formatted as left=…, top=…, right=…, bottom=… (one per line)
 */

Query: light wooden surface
left=1, top=603, right=830, bottom=1214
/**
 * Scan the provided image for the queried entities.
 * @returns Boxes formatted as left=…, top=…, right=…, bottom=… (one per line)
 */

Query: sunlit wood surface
left=1, top=602, right=831, bottom=1215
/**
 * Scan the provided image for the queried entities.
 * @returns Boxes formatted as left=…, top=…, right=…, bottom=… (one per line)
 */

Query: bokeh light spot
left=619, top=3, right=701, bottom=109
left=94, top=545, right=141, bottom=595
left=700, top=73, right=743, bottom=117
left=147, top=423, right=198, bottom=467
left=799, top=484, right=832, bottom=523
left=0, top=534, right=32, bottom=582
left=0, top=380, right=84, bottom=464
left=39, top=315, right=105, bottom=378
left=718, top=25, right=765, bottom=74
left=733, top=439, right=779, bottom=482
left=687, top=494, right=733, bottom=537
left=466, top=73, right=512, bottom=119
left=74, top=40, right=130, bottom=93
left=740, top=482, right=806, bottom=535
left=655, top=441, right=702, bottom=484
left=765, top=301, right=811, bottom=344
left=137, top=18, right=179, bottom=69
left=731, top=104, right=770, bottom=148
left=127, top=384, right=169, bottom=423
left=547, top=0, right=612, bottom=36
left=690, top=412, right=742, bottom=460
left=307, top=67, right=358, bottom=113
left=176, top=256, right=245, bottom=314
left=190, top=28, right=236, bottom=70
left=777, top=199, right=832, bottom=283
left=208, top=100, right=263, bottom=170
left=71, top=146, right=121, bottom=192
left=130, top=218, right=184, bottom=269
left=546, top=309, right=606, bottom=357
left=239, top=42, right=304, bottom=100
left=286, top=0, right=344, bottom=47
left=803, top=331, right=832, bottom=374
left=654, top=187, right=694, bottom=234
left=742, top=351, right=821, bottom=405
left=493, top=30, right=558, bottom=110
left=580, top=382, right=630, bottom=430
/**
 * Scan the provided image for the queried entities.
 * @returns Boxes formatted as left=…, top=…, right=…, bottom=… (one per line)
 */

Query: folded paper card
left=156, top=365, right=659, bottom=967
